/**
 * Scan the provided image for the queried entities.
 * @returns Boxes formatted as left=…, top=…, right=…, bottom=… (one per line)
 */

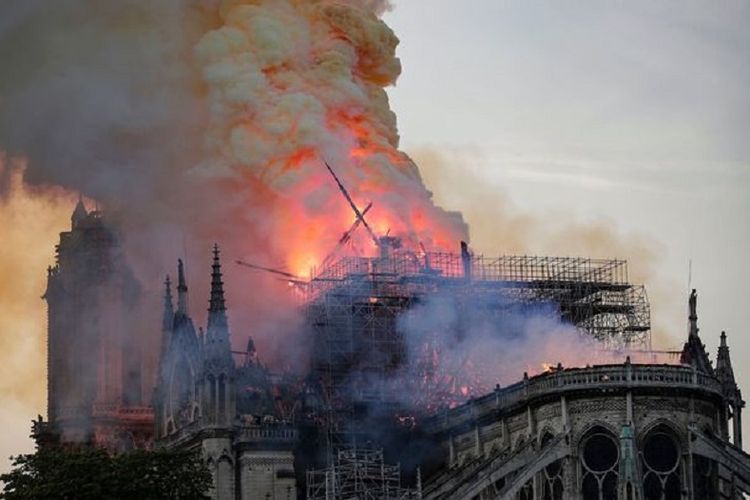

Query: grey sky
left=384, top=0, right=749, bottom=372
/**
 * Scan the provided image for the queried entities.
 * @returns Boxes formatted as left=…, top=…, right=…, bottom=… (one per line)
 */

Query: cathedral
left=39, top=203, right=750, bottom=499
left=153, top=248, right=297, bottom=500
left=38, top=199, right=152, bottom=449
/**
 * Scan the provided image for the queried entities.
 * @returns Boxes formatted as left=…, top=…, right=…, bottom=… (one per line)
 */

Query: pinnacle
left=209, top=244, right=226, bottom=313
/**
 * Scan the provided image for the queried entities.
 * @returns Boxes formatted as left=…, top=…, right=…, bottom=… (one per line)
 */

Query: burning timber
left=304, top=245, right=651, bottom=444
left=306, top=246, right=652, bottom=347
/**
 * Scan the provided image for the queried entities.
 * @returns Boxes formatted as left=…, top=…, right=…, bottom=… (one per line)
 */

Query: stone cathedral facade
left=419, top=291, right=750, bottom=499
left=153, top=247, right=297, bottom=500
left=39, top=200, right=153, bottom=449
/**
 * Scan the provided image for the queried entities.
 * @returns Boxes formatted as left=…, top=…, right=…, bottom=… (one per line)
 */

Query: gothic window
left=580, top=429, right=619, bottom=500
left=542, top=460, right=564, bottom=500
left=518, top=480, right=534, bottom=500
left=541, top=432, right=563, bottom=500
left=641, top=428, right=681, bottom=500
left=170, top=356, right=192, bottom=424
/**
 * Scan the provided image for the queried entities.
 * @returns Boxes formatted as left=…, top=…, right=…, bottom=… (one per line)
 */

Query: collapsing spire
left=177, top=259, right=189, bottom=315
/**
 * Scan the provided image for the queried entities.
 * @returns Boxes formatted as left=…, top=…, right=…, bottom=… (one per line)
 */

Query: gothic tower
left=156, top=246, right=240, bottom=500
left=202, top=244, right=236, bottom=427
left=200, top=245, right=236, bottom=500
left=155, top=259, right=202, bottom=438
left=44, top=200, right=152, bottom=448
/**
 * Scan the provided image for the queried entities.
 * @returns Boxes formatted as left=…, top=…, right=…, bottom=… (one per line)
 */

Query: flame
left=196, top=0, right=469, bottom=275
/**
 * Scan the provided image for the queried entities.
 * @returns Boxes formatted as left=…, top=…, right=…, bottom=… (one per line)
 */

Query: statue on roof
left=689, top=288, right=697, bottom=320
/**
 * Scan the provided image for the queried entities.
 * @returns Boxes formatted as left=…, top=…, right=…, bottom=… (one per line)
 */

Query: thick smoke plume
left=194, top=0, right=467, bottom=275
left=391, top=292, right=670, bottom=413
left=0, top=0, right=467, bottom=371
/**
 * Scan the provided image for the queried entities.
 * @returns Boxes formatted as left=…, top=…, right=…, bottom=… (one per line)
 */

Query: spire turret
left=202, top=244, right=234, bottom=426
left=717, top=331, right=738, bottom=394
left=209, top=244, right=227, bottom=314
left=159, top=275, right=175, bottom=363
left=162, top=275, right=174, bottom=332
left=177, top=259, right=189, bottom=315
left=71, top=195, right=87, bottom=229
left=207, top=244, right=228, bottom=334
left=716, top=331, right=745, bottom=447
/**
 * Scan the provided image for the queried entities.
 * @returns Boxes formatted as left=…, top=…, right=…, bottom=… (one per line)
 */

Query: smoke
left=397, top=291, right=676, bottom=408
left=194, top=0, right=467, bottom=276
left=0, top=155, right=76, bottom=465
left=0, top=0, right=467, bottom=361
left=411, top=147, right=680, bottom=349
left=340, top=290, right=666, bottom=420
left=0, top=0, right=681, bottom=470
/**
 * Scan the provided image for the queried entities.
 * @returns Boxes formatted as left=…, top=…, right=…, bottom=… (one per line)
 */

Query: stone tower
left=43, top=199, right=153, bottom=448
left=155, top=246, right=297, bottom=500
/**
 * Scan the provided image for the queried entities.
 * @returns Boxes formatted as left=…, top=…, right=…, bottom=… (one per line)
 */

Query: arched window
left=580, top=428, right=619, bottom=500
left=218, top=374, right=227, bottom=421
left=518, top=480, right=533, bottom=500
left=641, top=427, right=681, bottom=500
left=541, top=432, right=563, bottom=500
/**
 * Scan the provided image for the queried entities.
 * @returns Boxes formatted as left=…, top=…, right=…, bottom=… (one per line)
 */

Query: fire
left=195, top=0, right=469, bottom=274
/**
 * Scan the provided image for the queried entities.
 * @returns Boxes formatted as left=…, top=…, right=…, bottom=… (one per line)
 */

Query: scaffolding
left=304, top=249, right=651, bottom=449
left=306, top=448, right=420, bottom=500
left=307, top=251, right=650, bottom=345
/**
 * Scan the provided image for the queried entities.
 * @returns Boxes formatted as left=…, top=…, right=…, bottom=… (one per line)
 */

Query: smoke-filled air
left=0, top=0, right=467, bottom=366
left=0, top=0, right=670, bottom=464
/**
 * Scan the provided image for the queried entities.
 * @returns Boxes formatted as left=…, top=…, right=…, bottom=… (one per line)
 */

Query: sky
left=383, top=2, right=749, bottom=356
left=0, top=0, right=748, bottom=472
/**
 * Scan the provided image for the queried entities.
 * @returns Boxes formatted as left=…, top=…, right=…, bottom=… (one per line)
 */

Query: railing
left=235, top=425, right=297, bottom=442
left=423, top=363, right=724, bottom=433
left=55, top=404, right=153, bottom=419
left=159, top=420, right=297, bottom=446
